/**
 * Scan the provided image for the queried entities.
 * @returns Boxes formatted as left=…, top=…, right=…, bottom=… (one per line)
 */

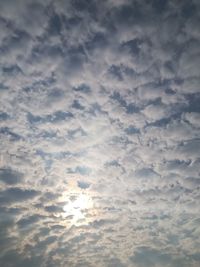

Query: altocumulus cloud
left=0, top=0, right=200, bottom=266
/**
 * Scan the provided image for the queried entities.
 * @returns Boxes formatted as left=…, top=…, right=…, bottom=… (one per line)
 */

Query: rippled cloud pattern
left=0, top=0, right=200, bottom=266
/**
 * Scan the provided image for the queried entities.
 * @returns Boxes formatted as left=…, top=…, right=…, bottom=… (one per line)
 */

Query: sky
left=0, top=0, right=200, bottom=266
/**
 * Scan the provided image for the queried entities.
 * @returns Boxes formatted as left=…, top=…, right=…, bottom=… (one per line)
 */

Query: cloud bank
left=0, top=0, right=200, bottom=266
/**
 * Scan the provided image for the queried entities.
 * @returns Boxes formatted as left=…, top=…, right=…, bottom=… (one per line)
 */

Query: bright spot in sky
left=63, top=193, right=93, bottom=224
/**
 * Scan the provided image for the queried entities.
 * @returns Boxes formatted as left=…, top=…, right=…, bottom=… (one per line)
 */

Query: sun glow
left=63, top=193, right=93, bottom=224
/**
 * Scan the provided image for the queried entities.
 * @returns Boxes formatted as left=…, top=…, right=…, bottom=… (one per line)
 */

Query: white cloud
left=0, top=0, right=200, bottom=266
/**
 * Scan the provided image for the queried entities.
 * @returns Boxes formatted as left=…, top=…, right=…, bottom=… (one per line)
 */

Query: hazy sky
left=0, top=0, right=200, bottom=266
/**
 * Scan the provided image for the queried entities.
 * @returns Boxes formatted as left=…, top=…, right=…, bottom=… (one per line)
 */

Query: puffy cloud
left=0, top=0, right=200, bottom=266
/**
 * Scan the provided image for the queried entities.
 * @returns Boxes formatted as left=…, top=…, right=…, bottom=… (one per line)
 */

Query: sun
left=63, top=193, right=93, bottom=224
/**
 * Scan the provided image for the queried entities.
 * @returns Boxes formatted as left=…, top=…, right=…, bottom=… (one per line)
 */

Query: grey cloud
left=0, top=127, right=22, bottom=141
left=130, top=247, right=173, bottom=267
left=27, top=110, right=73, bottom=125
left=67, top=166, right=91, bottom=176
left=184, top=112, right=200, bottom=128
left=110, top=91, right=140, bottom=114
left=48, top=13, right=63, bottom=36
left=77, top=181, right=90, bottom=189
left=134, top=168, right=160, bottom=180
left=67, top=127, right=87, bottom=139
left=44, top=205, right=63, bottom=213
left=0, top=112, right=9, bottom=121
left=72, top=99, right=85, bottom=110
left=105, top=257, right=126, bottom=267
left=178, top=139, right=200, bottom=159
left=90, top=219, right=116, bottom=228
left=0, top=168, right=23, bottom=185
left=33, top=235, right=58, bottom=252
left=47, top=88, right=65, bottom=102
left=73, top=84, right=91, bottom=94
left=17, top=214, right=43, bottom=229
left=0, top=250, right=44, bottom=267
left=0, top=187, right=40, bottom=205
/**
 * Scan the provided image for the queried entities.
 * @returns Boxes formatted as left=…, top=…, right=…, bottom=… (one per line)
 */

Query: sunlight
left=63, top=193, right=93, bottom=224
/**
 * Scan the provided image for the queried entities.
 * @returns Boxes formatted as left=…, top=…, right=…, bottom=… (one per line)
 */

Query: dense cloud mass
left=0, top=0, right=200, bottom=266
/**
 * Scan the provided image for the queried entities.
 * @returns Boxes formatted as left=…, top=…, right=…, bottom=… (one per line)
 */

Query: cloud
left=130, top=247, right=174, bottom=267
left=17, top=214, right=43, bottom=229
left=77, top=181, right=91, bottom=189
left=0, top=187, right=40, bottom=205
left=0, top=168, right=23, bottom=185
left=0, top=0, right=200, bottom=266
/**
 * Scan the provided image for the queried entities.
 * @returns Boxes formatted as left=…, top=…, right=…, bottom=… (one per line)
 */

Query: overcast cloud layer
left=0, top=0, right=200, bottom=266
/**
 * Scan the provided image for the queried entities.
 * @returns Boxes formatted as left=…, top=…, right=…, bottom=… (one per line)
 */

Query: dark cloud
left=0, top=168, right=23, bottom=185
left=48, top=13, right=63, bottom=35
left=44, top=204, right=63, bottom=213
left=0, top=188, right=40, bottom=205
left=72, top=99, right=85, bottom=110
left=17, top=214, right=43, bottom=229
left=0, top=112, right=9, bottom=121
